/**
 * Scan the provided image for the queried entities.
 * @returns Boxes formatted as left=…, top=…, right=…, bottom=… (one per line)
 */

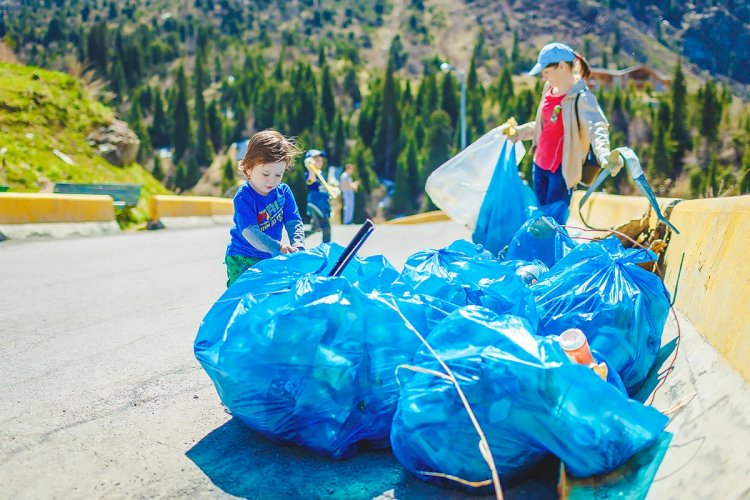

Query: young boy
left=225, top=130, right=305, bottom=286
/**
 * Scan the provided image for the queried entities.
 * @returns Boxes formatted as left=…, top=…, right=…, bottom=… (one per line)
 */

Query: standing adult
left=339, top=163, right=360, bottom=225
left=506, top=42, right=623, bottom=224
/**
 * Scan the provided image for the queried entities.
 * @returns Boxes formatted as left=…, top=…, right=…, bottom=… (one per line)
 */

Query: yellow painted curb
left=150, top=195, right=233, bottom=221
left=663, top=195, right=750, bottom=381
left=384, top=211, right=450, bottom=225
left=0, top=193, right=115, bottom=224
left=569, top=191, right=679, bottom=228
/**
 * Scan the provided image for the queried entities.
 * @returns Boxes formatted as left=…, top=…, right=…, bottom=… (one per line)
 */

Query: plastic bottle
left=558, top=328, right=595, bottom=365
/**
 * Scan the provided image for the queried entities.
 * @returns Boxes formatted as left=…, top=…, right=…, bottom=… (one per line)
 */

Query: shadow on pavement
left=187, top=418, right=557, bottom=499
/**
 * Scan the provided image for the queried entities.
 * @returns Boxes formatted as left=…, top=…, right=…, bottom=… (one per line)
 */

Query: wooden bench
left=53, top=183, right=142, bottom=209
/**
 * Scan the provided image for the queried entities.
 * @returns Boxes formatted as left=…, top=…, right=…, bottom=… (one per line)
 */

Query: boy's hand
left=279, top=244, right=298, bottom=254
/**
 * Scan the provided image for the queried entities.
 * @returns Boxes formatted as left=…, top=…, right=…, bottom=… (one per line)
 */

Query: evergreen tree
left=150, top=90, right=170, bottom=149
left=372, top=56, right=401, bottom=178
left=424, top=110, right=452, bottom=183
left=418, top=73, right=439, bottom=123
left=510, top=30, right=520, bottom=70
left=207, top=99, right=223, bottom=153
left=670, top=60, right=691, bottom=174
left=388, top=34, right=406, bottom=70
left=320, top=65, right=336, bottom=126
left=392, top=146, right=413, bottom=215
left=405, top=135, right=421, bottom=203
left=358, top=78, right=381, bottom=148
left=343, top=65, right=361, bottom=105
left=332, top=113, right=346, bottom=165
left=171, top=65, right=192, bottom=162
left=221, top=157, right=236, bottom=193
left=740, top=140, right=750, bottom=194
left=152, top=155, right=164, bottom=181
left=233, top=100, right=247, bottom=142
left=191, top=88, right=213, bottom=167
left=440, top=72, right=458, bottom=131
left=700, top=80, right=722, bottom=146
left=109, top=58, right=127, bottom=98
left=497, top=65, right=515, bottom=117
left=704, top=152, right=719, bottom=196
left=87, top=22, right=107, bottom=75
left=647, top=101, right=674, bottom=179
left=129, top=102, right=151, bottom=163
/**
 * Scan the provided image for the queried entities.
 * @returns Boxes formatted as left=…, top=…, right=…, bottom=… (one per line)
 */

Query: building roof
left=589, top=64, right=671, bottom=82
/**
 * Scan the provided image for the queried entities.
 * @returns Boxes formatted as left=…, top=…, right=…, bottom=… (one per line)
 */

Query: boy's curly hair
left=239, top=129, right=301, bottom=177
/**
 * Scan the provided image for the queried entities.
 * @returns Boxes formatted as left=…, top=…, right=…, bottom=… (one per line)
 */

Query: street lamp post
left=440, top=62, right=467, bottom=150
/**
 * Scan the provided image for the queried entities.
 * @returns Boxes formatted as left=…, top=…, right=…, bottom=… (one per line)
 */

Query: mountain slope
left=0, top=62, right=168, bottom=199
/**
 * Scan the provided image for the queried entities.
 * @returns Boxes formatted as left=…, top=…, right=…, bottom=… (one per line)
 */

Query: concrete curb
left=149, top=195, right=233, bottom=230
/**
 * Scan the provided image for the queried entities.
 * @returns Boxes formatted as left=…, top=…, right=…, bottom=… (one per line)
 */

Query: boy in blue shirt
left=225, top=130, right=305, bottom=286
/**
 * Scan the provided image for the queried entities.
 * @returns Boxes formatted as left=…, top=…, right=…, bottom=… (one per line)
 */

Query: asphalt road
left=2, top=222, right=749, bottom=499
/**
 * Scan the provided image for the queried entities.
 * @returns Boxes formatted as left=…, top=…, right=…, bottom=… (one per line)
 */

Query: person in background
left=505, top=42, right=623, bottom=224
left=225, top=130, right=305, bottom=287
left=304, top=149, right=332, bottom=243
left=339, top=163, right=360, bottom=225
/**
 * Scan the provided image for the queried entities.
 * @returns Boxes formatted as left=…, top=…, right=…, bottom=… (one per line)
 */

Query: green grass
left=0, top=62, right=170, bottom=226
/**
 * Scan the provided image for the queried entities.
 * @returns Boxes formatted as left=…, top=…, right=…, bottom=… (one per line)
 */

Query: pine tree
left=440, top=72, right=458, bottom=131
left=405, top=135, right=421, bottom=203
left=424, top=110, right=452, bottom=182
left=392, top=147, right=412, bottom=216
left=332, top=113, right=346, bottom=165
left=320, top=65, right=336, bottom=126
left=419, top=73, right=439, bottom=123
left=233, top=100, right=247, bottom=142
left=358, top=78, right=381, bottom=148
left=510, top=30, right=520, bottom=70
left=194, top=52, right=213, bottom=168
left=343, top=65, right=361, bottom=105
left=128, top=102, right=151, bottom=163
left=150, top=90, right=170, bottom=149
left=670, top=60, right=691, bottom=174
left=372, top=56, right=402, bottom=178
left=87, top=22, right=107, bottom=75
left=207, top=99, right=223, bottom=153
left=171, top=65, right=192, bottom=162
left=221, top=157, right=236, bottom=193
left=110, top=58, right=127, bottom=98
left=700, top=80, right=722, bottom=146
left=152, top=155, right=164, bottom=181
left=647, top=101, right=674, bottom=179
left=740, top=139, right=750, bottom=194
left=497, top=65, right=515, bottom=117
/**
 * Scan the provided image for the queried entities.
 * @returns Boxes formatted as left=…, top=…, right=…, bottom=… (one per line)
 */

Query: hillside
left=1, top=1, right=749, bottom=218
left=0, top=62, right=169, bottom=213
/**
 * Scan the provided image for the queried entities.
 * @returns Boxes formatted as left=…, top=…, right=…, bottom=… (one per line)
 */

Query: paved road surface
left=1, top=223, right=749, bottom=499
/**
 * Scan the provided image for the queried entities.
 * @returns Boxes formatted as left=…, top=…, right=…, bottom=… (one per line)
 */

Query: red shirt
left=533, top=88, right=566, bottom=172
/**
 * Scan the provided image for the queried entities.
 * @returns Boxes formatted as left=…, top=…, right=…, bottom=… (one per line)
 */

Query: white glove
left=602, top=150, right=624, bottom=177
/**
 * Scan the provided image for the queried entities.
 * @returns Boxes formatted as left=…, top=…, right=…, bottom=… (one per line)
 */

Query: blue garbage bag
left=472, top=142, right=538, bottom=254
left=532, top=237, right=671, bottom=393
left=398, top=242, right=538, bottom=328
left=390, top=306, right=668, bottom=491
left=195, top=265, right=457, bottom=458
left=505, top=216, right=577, bottom=269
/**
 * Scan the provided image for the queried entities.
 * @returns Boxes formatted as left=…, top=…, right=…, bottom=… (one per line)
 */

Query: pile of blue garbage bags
left=194, top=219, right=671, bottom=490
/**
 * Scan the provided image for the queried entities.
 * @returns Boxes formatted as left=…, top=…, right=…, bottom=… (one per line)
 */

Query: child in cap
left=225, top=130, right=305, bottom=287
left=505, top=42, right=623, bottom=224
left=304, top=149, right=332, bottom=243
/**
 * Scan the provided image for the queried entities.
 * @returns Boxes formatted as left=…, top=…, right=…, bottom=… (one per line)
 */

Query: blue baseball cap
left=528, top=42, right=576, bottom=76
left=304, top=149, right=327, bottom=159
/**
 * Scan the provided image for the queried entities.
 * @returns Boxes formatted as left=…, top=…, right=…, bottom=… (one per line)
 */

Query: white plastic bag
left=425, top=127, right=525, bottom=229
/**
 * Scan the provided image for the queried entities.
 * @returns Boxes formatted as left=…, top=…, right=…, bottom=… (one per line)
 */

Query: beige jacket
left=515, top=79, right=611, bottom=188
